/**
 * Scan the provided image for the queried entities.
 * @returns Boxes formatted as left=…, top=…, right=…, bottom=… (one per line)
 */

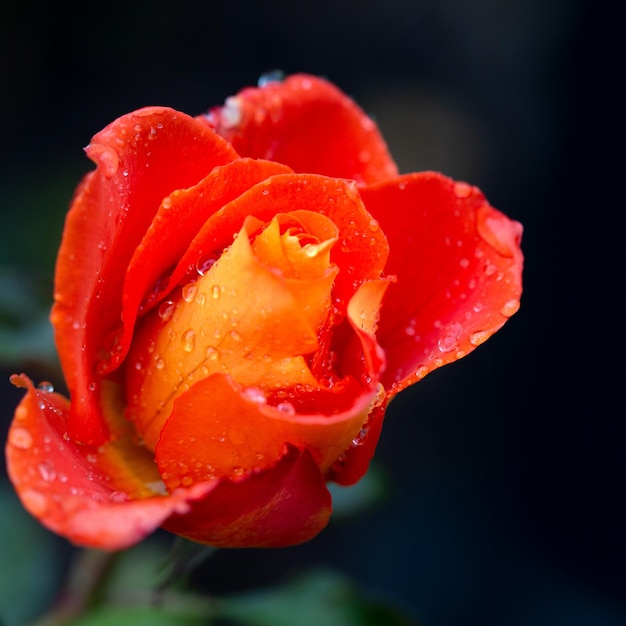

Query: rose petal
left=161, top=445, right=332, bottom=548
left=113, top=159, right=294, bottom=373
left=360, top=172, right=523, bottom=392
left=5, top=375, right=199, bottom=550
left=52, top=107, right=237, bottom=444
left=125, top=224, right=328, bottom=449
left=202, top=74, right=398, bottom=185
left=154, top=372, right=376, bottom=487
left=159, top=174, right=389, bottom=318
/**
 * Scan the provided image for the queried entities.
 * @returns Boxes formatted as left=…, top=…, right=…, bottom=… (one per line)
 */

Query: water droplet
left=415, top=365, right=429, bottom=379
left=243, top=386, right=267, bottom=404
left=196, top=255, right=217, bottom=276
left=9, top=427, right=33, bottom=449
left=109, top=491, right=129, bottom=503
left=275, top=401, right=296, bottom=415
left=438, top=335, right=458, bottom=353
left=180, top=475, right=194, bottom=486
left=37, top=381, right=54, bottom=393
left=211, top=284, right=221, bottom=299
left=459, top=258, right=470, bottom=269
left=352, top=425, right=369, bottom=446
left=368, top=218, right=380, bottom=232
left=230, top=330, right=242, bottom=342
left=372, top=382, right=386, bottom=408
left=453, top=181, right=473, bottom=198
left=206, top=346, right=219, bottom=360
left=158, top=300, right=176, bottom=321
left=155, top=358, right=165, bottom=370
left=38, top=462, right=56, bottom=482
left=476, top=206, right=521, bottom=258
left=182, top=283, right=198, bottom=303
left=93, top=145, right=119, bottom=177
left=162, top=197, right=172, bottom=209
left=469, top=330, right=491, bottom=346
left=258, top=69, right=285, bottom=87
left=473, top=301, right=484, bottom=313
left=500, top=299, right=520, bottom=317
left=21, top=489, right=48, bottom=516
left=220, top=96, right=242, bottom=129
left=303, top=244, right=318, bottom=258
left=181, top=329, right=196, bottom=352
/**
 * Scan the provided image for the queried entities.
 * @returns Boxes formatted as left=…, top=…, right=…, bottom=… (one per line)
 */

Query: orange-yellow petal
left=126, top=218, right=338, bottom=450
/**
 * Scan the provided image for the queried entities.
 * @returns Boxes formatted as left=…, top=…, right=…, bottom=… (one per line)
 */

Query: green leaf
left=327, top=464, right=388, bottom=520
left=0, top=486, right=60, bottom=626
left=66, top=605, right=209, bottom=626
left=0, top=267, right=58, bottom=370
left=215, top=569, right=417, bottom=626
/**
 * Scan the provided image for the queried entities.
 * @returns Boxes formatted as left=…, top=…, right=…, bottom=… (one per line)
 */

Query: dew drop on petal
left=415, top=365, right=429, bottom=379
left=438, top=335, right=458, bottom=353
left=205, top=346, right=219, bottom=360
left=182, top=283, right=198, bottom=303
left=21, top=489, right=48, bottom=516
left=220, top=97, right=242, bottom=129
left=469, top=330, right=491, bottom=346
left=352, top=425, right=369, bottom=447
left=181, top=329, right=196, bottom=352
left=275, top=402, right=296, bottom=415
left=9, top=427, right=33, bottom=449
left=109, top=491, right=130, bottom=503
left=37, top=381, right=54, bottom=393
left=196, top=255, right=217, bottom=276
left=243, top=386, right=267, bottom=404
left=372, top=382, right=386, bottom=408
left=500, top=299, right=521, bottom=317
left=453, top=181, right=473, bottom=198
left=211, top=285, right=221, bottom=300
left=158, top=300, right=176, bottom=321
left=258, top=69, right=285, bottom=87
left=38, top=462, right=56, bottom=482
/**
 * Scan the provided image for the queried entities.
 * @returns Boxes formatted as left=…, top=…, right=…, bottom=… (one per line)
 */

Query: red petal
left=360, top=172, right=524, bottom=392
left=162, top=445, right=332, bottom=548
left=202, top=74, right=398, bottom=185
left=5, top=375, right=196, bottom=550
left=51, top=108, right=237, bottom=444
left=114, top=158, right=292, bottom=375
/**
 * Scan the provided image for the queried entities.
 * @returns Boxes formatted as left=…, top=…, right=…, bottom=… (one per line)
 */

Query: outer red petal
left=162, top=445, right=332, bottom=548
left=51, top=108, right=237, bottom=444
left=7, top=376, right=330, bottom=549
left=360, top=172, right=524, bottom=392
left=5, top=376, right=197, bottom=550
left=202, top=74, right=398, bottom=185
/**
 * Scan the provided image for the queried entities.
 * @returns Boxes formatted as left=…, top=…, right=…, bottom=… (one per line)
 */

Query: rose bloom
left=6, top=74, right=523, bottom=549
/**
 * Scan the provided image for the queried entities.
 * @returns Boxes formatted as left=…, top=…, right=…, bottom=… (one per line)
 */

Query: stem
left=33, top=549, right=119, bottom=626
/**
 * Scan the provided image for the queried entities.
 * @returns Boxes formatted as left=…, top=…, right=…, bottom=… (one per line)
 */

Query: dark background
left=1, top=1, right=624, bottom=625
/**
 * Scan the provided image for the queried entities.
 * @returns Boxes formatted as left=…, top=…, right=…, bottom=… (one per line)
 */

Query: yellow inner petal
left=125, top=211, right=339, bottom=450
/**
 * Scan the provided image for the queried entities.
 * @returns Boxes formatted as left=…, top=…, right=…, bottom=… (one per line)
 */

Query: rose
left=6, top=74, right=523, bottom=550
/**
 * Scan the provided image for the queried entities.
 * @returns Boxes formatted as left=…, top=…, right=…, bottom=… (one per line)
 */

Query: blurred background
left=1, top=1, right=624, bottom=625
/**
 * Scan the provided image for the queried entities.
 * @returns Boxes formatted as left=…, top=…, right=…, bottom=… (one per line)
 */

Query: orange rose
left=6, top=74, right=523, bottom=549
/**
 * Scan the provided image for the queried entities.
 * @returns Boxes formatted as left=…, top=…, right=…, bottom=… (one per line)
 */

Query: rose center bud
left=125, top=210, right=339, bottom=451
